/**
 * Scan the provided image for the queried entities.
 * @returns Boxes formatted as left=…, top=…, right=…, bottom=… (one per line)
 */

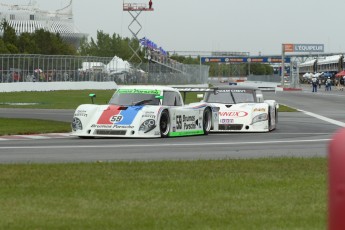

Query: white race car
left=190, top=86, right=278, bottom=132
left=71, top=85, right=218, bottom=138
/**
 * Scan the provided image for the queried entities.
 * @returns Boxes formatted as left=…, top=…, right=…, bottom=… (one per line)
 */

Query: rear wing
left=175, top=87, right=266, bottom=104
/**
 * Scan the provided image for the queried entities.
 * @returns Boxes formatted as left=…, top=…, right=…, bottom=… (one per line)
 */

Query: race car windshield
left=205, top=92, right=234, bottom=104
left=109, top=93, right=161, bottom=106
left=205, top=90, right=255, bottom=104
left=232, top=92, right=255, bottom=103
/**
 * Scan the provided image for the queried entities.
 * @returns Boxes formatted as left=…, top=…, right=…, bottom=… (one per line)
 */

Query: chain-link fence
left=0, top=54, right=209, bottom=85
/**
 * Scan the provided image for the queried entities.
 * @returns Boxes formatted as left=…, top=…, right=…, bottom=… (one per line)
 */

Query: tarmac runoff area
left=0, top=81, right=342, bottom=141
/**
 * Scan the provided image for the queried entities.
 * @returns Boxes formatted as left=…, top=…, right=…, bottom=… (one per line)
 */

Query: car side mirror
left=89, top=93, right=96, bottom=104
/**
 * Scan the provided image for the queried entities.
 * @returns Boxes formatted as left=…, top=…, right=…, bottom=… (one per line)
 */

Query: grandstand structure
left=0, top=0, right=87, bottom=48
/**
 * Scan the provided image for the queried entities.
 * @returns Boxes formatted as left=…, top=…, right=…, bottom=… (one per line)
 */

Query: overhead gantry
left=123, top=1, right=153, bottom=70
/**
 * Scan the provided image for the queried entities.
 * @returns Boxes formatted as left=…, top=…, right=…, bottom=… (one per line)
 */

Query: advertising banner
left=284, top=44, right=324, bottom=53
left=201, top=57, right=291, bottom=64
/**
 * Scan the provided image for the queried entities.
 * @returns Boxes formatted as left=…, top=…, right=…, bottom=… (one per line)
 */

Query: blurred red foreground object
left=328, top=128, right=345, bottom=230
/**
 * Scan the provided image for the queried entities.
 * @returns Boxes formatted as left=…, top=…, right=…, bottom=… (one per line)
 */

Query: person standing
left=311, top=76, right=318, bottom=92
left=326, top=77, right=332, bottom=91
left=318, top=77, right=322, bottom=89
left=149, top=0, right=152, bottom=9
left=340, top=76, right=345, bottom=91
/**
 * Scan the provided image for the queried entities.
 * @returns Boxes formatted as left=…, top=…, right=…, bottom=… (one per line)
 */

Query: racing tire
left=268, top=106, right=272, bottom=132
left=270, top=108, right=278, bottom=131
left=159, top=110, right=170, bottom=138
left=203, top=107, right=212, bottom=135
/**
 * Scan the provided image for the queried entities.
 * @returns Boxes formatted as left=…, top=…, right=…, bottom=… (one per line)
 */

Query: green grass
left=0, top=158, right=327, bottom=230
left=0, top=118, right=70, bottom=136
left=0, top=90, right=114, bottom=109
left=278, top=104, right=298, bottom=112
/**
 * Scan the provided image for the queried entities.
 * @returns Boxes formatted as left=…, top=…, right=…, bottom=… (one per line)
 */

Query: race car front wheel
left=160, top=110, right=170, bottom=138
left=203, top=107, right=212, bottom=135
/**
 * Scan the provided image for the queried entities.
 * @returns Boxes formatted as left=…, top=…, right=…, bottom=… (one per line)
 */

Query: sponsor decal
left=117, top=89, right=161, bottom=95
left=251, top=58, right=264, bottom=63
left=294, top=44, right=324, bottom=52
left=113, top=125, right=135, bottom=129
left=182, top=115, right=197, bottom=130
left=209, top=58, right=222, bottom=62
left=229, top=58, right=245, bottom=62
left=220, top=119, right=234, bottom=124
left=253, top=108, right=266, bottom=112
left=91, top=124, right=112, bottom=128
left=216, top=89, right=246, bottom=93
left=74, top=113, right=88, bottom=117
left=219, top=111, right=248, bottom=117
left=178, top=88, right=213, bottom=92
left=284, top=44, right=294, bottom=52
left=75, top=109, right=88, bottom=117
left=142, top=114, right=156, bottom=119
left=176, top=115, right=197, bottom=130
left=284, top=43, right=324, bottom=53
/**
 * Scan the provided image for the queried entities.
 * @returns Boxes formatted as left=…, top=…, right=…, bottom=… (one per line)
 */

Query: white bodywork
left=71, top=85, right=218, bottom=138
left=190, top=86, right=278, bottom=132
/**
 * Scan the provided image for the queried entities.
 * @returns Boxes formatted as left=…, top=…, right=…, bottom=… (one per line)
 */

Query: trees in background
left=0, top=20, right=273, bottom=75
left=78, top=30, right=144, bottom=63
left=0, top=20, right=76, bottom=55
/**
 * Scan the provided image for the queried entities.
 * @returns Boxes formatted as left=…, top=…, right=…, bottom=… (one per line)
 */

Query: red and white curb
left=0, top=133, right=71, bottom=141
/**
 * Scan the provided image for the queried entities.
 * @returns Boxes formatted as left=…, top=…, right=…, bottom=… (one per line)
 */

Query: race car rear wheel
left=268, top=106, right=275, bottom=131
left=203, top=107, right=212, bottom=135
left=160, top=110, right=170, bottom=138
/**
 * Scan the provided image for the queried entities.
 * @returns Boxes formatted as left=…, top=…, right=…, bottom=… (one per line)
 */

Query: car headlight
left=71, top=117, right=83, bottom=131
left=251, top=113, right=268, bottom=124
left=139, top=119, right=156, bottom=133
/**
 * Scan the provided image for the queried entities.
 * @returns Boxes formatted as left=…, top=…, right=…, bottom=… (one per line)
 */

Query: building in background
left=0, top=0, right=87, bottom=48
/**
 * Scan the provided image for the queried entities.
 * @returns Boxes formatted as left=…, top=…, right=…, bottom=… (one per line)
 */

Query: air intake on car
left=219, top=124, right=243, bottom=131
left=95, top=130, right=127, bottom=135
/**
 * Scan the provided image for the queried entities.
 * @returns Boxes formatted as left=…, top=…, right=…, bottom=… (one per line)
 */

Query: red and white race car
left=189, top=86, right=278, bottom=132
left=71, top=85, right=219, bottom=138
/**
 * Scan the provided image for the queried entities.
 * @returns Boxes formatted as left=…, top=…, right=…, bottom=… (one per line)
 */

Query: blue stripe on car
left=117, top=106, right=144, bottom=125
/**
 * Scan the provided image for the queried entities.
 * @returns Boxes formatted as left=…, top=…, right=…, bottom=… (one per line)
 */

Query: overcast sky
left=3, top=0, right=345, bottom=56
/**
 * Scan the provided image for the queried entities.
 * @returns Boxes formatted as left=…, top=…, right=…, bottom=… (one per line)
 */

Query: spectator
left=149, top=0, right=152, bottom=9
left=318, top=78, right=322, bottom=89
left=326, top=77, right=332, bottom=91
left=340, top=76, right=345, bottom=91
left=311, top=76, right=318, bottom=92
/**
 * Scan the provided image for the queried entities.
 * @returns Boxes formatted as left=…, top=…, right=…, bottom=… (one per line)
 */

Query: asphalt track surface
left=0, top=85, right=344, bottom=163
